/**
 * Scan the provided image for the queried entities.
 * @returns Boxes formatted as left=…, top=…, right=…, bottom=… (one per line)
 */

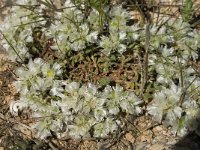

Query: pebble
left=139, top=134, right=152, bottom=143
left=135, top=142, right=147, bottom=150
left=152, top=136, right=168, bottom=144
left=149, top=144, right=164, bottom=150
left=125, top=132, right=135, bottom=143
left=153, top=126, right=163, bottom=132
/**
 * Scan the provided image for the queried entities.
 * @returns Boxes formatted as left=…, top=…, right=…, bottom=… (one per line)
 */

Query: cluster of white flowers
left=47, top=3, right=138, bottom=56
left=11, top=59, right=142, bottom=139
left=99, top=6, right=131, bottom=55
left=146, top=19, right=200, bottom=137
left=147, top=84, right=199, bottom=136
left=1, top=0, right=200, bottom=139
left=0, top=0, right=52, bottom=62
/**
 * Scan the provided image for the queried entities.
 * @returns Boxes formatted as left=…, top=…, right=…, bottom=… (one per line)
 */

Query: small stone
left=125, top=132, right=135, bottom=143
left=139, top=130, right=153, bottom=143
left=135, top=142, right=147, bottom=150
left=153, top=136, right=168, bottom=144
left=149, top=144, right=164, bottom=150
left=162, top=130, right=167, bottom=135
left=147, top=122, right=151, bottom=127
left=140, top=123, right=146, bottom=129
left=153, top=126, right=163, bottom=132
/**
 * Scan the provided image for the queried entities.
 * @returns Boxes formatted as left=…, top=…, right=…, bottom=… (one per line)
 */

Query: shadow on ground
left=173, top=132, right=200, bottom=150
left=173, top=108, right=200, bottom=150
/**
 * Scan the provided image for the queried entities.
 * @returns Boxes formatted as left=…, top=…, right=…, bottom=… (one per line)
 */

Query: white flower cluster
left=14, top=58, right=62, bottom=95
left=147, top=20, right=199, bottom=104
left=1, top=0, right=199, bottom=61
left=99, top=6, right=131, bottom=55
left=11, top=59, right=142, bottom=139
left=43, top=2, right=143, bottom=57
left=147, top=84, right=199, bottom=136
left=0, top=0, right=51, bottom=62
left=147, top=18, right=200, bottom=137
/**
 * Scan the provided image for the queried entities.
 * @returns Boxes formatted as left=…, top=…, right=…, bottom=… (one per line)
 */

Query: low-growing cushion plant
left=0, top=0, right=200, bottom=139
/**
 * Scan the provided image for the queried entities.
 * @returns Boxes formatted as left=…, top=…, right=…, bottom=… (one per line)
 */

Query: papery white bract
left=94, top=107, right=107, bottom=121
left=86, top=31, right=98, bottom=43
left=42, top=62, right=63, bottom=78
left=10, top=100, right=27, bottom=116
left=99, top=36, right=113, bottom=56
left=120, top=92, right=143, bottom=114
left=64, top=81, right=80, bottom=94
left=68, top=116, right=96, bottom=139
left=147, top=84, right=182, bottom=123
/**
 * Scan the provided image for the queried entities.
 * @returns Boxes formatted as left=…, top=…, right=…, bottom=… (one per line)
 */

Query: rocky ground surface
left=1, top=0, right=200, bottom=149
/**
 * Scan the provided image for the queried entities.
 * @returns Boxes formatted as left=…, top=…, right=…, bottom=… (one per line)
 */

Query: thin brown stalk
left=140, top=23, right=150, bottom=96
